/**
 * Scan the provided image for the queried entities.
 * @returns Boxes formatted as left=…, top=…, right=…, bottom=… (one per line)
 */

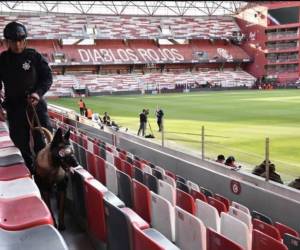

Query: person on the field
left=103, top=112, right=111, bottom=126
left=155, top=107, right=164, bottom=132
left=216, top=154, right=225, bottom=164
left=260, top=164, right=283, bottom=184
left=225, top=156, right=241, bottom=170
left=137, top=109, right=147, bottom=136
left=0, top=21, right=53, bottom=174
left=78, top=98, right=86, bottom=116
left=288, top=177, right=300, bottom=190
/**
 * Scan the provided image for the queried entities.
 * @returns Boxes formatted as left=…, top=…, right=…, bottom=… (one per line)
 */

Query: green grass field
left=48, top=89, right=300, bottom=182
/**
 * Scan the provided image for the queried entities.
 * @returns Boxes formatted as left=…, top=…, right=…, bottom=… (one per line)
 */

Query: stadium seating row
left=52, top=119, right=300, bottom=250
left=0, top=121, right=68, bottom=249
left=0, top=14, right=240, bottom=39
left=47, top=70, right=256, bottom=96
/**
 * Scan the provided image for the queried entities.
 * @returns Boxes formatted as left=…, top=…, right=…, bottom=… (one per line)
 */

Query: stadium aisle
left=51, top=196, right=96, bottom=250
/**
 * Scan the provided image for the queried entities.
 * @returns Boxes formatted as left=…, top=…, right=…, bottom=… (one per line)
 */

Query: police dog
left=35, top=128, right=78, bottom=230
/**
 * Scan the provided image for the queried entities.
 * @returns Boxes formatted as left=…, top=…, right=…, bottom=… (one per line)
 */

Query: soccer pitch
left=48, top=89, right=300, bottom=182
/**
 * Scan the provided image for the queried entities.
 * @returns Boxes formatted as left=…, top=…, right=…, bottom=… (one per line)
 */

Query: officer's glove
left=27, top=92, right=40, bottom=106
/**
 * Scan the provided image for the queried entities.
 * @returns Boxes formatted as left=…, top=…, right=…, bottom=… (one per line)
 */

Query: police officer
left=0, top=21, right=53, bottom=174
left=137, top=109, right=148, bottom=136
left=155, top=107, right=164, bottom=132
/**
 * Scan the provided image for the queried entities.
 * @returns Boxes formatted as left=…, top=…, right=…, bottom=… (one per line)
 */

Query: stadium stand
left=3, top=106, right=299, bottom=249
left=0, top=14, right=240, bottom=40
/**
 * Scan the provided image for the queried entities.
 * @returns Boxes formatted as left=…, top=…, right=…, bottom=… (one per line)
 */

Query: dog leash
left=26, top=102, right=53, bottom=145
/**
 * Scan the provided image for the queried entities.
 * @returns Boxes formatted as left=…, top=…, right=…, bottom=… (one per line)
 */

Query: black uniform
left=156, top=109, right=164, bottom=132
left=137, top=111, right=147, bottom=136
left=0, top=48, right=53, bottom=173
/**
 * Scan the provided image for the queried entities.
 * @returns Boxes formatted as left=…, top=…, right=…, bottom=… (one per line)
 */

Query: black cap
left=4, top=21, right=27, bottom=40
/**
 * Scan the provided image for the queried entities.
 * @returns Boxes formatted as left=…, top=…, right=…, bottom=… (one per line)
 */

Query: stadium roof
left=0, top=1, right=248, bottom=16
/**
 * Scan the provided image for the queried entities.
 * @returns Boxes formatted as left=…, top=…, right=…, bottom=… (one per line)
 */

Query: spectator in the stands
left=92, top=112, right=103, bottom=129
left=288, top=177, right=300, bottom=190
left=225, top=156, right=241, bottom=170
left=252, top=160, right=271, bottom=176
left=260, top=164, right=283, bottom=184
left=103, top=112, right=111, bottom=126
left=216, top=154, right=225, bottom=164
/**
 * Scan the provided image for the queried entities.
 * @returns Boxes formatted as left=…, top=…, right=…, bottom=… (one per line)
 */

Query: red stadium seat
left=94, top=155, right=106, bottom=185
left=84, top=178, right=108, bottom=241
left=0, top=196, right=53, bottom=230
left=253, top=219, right=281, bottom=241
left=165, top=170, right=176, bottom=180
left=122, top=160, right=133, bottom=178
left=176, top=188, right=195, bottom=215
left=214, top=193, right=231, bottom=211
left=190, top=188, right=207, bottom=203
left=132, top=179, right=151, bottom=224
left=252, top=229, right=288, bottom=250
left=114, top=156, right=123, bottom=171
left=208, top=196, right=228, bottom=215
left=86, top=150, right=97, bottom=177
left=0, top=163, right=30, bottom=181
left=207, top=227, right=244, bottom=250
left=274, top=222, right=299, bottom=238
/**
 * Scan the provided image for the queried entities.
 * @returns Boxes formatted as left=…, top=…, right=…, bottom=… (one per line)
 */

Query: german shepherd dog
left=35, top=128, right=78, bottom=230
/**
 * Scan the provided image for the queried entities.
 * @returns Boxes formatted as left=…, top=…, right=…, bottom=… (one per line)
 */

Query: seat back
left=105, top=162, right=118, bottom=195
left=220, top=212, right=251, bottom=250
left=175, top=206, right=206, bottom=250
left=94, top=155, right=106, bottom=185
left=114, top=156, right=123, bottom=171
left=207, top=196, right=228, bottom=215
left=176, top=175, right=186, bottom=184
left=253, top=219, right=281, bottom=241
left=176, top=181, right=190, bottom=194
left=122, top=160, right=133, bottom=178
left=214, top=194, right=230, bottom=211
left=132, top=166, right=144, bottom=183
left=195, top=199, right=220, bottom=232
left=200, top=187, right=213, bottom=197
left=143, top=164, right=153, bottom=175
left=152, top=169, right=163, bottom=180
left=104, top=201, right=132, bottom=250
left=275, top=222, right=299, bottom=238
left=71, top=167, right=93, bottom=220
left=283, top=233, right=300, bottom=250
left=106, top=151, right=115, bottom=165
left=207, top=227, right=244, bottom=250
left=231, top=201, right=250, bottom=214
left=0, top=224, right=68, bottom=250
left=252, top=229, right=288, bottom=250
left=150, top=191, right=175, bottom=241
left=229, top=206, right=252, bottom=231
left=116, top=170, right=133, bottom=208
left=86, top=150, right=97, bottom=177
left=132, top=179, right=151, bottom=224
left=252, top=210, right=273, bottom=225
left=84, top=178, right=108, bottom=241
left=163, top=174, right=176, bottom=188
left=190, top=188, right=207, bottom=203
left=186, top=180, right=200, bottom=192
left=176, top=188, right=195, bottom=215
left=158, top=179, right=176, bottom=206
left=143, top=172, right=158, bottom=193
